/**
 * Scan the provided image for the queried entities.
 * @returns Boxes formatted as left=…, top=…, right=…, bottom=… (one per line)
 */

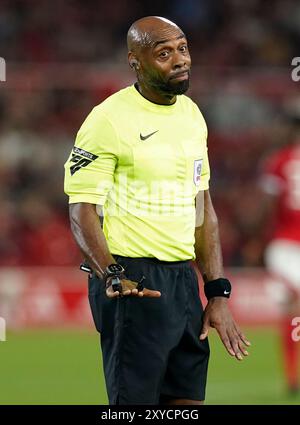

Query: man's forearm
left=194, top=191, right=224, bottom=282
left=69, top=202, right=116, bottom=277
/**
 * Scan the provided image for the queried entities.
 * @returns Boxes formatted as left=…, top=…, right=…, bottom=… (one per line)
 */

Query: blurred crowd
left=0, top=0, right=299, bottom=267
left=1, top=0, right=299, bottom=66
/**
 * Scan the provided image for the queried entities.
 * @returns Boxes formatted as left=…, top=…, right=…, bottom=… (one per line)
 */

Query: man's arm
left=194, top=190, right=224, bottom=282
left=69, top=202, right=161, bottom=299
left=70, top=203, right=115, bottom=277
left=195, top=190, right=250, bottom=360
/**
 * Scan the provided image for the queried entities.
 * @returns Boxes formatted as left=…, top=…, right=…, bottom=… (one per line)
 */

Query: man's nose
left=173, top=51, right=188, bottom=69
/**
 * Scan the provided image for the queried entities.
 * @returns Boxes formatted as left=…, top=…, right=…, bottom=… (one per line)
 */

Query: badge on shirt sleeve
left=70, top=147, right=98, bottom=175
left=193, top=159, right=203, bottom=186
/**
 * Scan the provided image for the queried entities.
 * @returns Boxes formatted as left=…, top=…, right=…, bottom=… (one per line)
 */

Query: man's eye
left=159, top=51, right=169, bottom=58
left=180, top=45, right=187, bottom=52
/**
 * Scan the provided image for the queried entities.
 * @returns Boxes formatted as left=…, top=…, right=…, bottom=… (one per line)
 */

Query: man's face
left=138, top=27, right=191, bottom=96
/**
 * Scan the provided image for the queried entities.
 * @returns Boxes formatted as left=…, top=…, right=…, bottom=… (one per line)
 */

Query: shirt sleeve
left=64, top=107, right=119, bottom=205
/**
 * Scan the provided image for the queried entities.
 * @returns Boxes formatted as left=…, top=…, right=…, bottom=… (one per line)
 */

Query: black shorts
left=88, top=256, right=210, bottom=405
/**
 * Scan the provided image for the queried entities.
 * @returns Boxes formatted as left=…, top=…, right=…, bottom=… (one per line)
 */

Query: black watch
left=103, top=263, right=125, bottom=286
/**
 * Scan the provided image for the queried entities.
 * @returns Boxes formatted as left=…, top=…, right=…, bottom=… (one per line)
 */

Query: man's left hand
left=199, top=297, right=251, bottom=360
left=106, top=278, right=161, bottom=299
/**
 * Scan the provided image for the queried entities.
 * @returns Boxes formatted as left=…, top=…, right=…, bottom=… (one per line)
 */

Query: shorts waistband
left=113, top=255, right=192, bottom=268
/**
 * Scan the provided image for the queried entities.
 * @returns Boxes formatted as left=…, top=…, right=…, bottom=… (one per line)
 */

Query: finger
left=121, top=280, right=143, bottom=295
left=216, top=326, right=236, bottom=357
left=239, top=332, right=251, bottom=347
left=127, top=289, right=140, bottom=297
left=234, top=325, right=251, bottom=348
left=106, top=288, right=120, bottom=298
left=199, top=319, right=210, bottom=340
left=227, top=330, right=243, bottom=361
left=120, top=280, right=137, bottom=296
left=141, top=288, right=161, bottom=298
left=238, top=339, right=249, bottom=357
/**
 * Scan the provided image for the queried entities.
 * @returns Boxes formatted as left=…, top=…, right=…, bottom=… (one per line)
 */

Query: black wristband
left=204, top=278, right=232, bottom=300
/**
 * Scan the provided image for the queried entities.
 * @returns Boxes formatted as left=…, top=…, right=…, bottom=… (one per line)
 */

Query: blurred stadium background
left=0, top=0, right=300, bottom=404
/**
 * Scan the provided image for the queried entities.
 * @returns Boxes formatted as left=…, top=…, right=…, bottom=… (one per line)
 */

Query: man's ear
left=130, top=60, right=139, bottom=70
left=128, top=52, right=139, bottom=70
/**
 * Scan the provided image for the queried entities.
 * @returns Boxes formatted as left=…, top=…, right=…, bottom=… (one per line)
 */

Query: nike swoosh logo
left=224, top=290, right=231, bottom=295
left=140, top=130, right=159, bottom=141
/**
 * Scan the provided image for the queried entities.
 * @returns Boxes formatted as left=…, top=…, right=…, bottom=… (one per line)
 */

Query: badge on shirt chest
left=193, top=159, right=203, bottom=186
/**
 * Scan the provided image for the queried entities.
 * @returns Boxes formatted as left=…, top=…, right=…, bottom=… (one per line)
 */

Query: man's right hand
left=105, top=278, right=161, bottom=298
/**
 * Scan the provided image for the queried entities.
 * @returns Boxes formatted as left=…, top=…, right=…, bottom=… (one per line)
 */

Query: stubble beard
left=141, top=71, right=190, bottom=97
left=151, top=76, right=190, bottom=96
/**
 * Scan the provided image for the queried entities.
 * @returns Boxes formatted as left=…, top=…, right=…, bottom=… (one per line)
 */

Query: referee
left=64, top=16, right=250, bottom=405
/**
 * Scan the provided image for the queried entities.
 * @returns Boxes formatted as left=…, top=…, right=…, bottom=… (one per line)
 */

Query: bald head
left=127, top=16, right=184, bottom=53
left=127, top=16, right=191, bottom=102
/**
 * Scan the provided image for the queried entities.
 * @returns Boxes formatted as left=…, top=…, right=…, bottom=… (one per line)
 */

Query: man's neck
left=135, top=82, right=176, bottom=106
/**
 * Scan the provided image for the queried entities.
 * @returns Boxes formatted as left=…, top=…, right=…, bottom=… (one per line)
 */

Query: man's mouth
left=169, top=71, right=189, bottom=81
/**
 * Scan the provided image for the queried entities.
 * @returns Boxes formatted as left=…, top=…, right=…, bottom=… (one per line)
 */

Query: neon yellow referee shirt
left=64, top=85, right=210, bottom=261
